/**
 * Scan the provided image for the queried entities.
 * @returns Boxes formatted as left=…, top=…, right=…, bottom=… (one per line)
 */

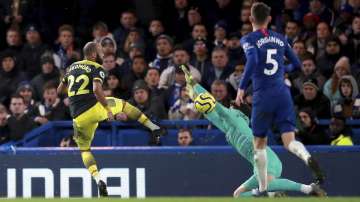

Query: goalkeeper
left=180, top=65, right=325, bottom=197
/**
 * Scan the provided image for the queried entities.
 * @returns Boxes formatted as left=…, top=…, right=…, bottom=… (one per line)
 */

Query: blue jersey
left=239, top=29, right=301, bottom=93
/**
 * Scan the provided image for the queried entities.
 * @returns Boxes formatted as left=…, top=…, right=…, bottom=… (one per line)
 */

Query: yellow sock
left=123, top=102, right=160, bottom=131
left=81, top=151, right=100, bottom=183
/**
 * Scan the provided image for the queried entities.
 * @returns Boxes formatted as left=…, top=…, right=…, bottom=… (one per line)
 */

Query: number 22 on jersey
left=67, top=74, right=90, bottom=96
left=264, top=49, right=278, bottom=76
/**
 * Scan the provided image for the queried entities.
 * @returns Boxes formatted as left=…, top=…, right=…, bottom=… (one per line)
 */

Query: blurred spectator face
left=121, top=12, right=137, bottom=29
left=132, top=57, right=146, bottom=74
left=285, top=22, right=299, bottom=38
left=211, top=83, right=228, bottom=101
left=310, top=0, right=323, bottom=14
left=102, top=42, right=116, bottom=55
left=10, top=97, right=26, bottom=116
left=134, top=89, right=149, bottom=105
left=303, top=85, right=317, bottom=100
left=285, top=0, right=299, bottom=9
left=127, top=31, right=141, bottom=44
left=175, top=72, right=186, bottom=85
left=173, top=50, right=189, bottom=65
left=192, top=25, right=207, bottom=39
left=352, top=16, right=360, bottom=34
left=325, top=41, right=340, bottom=55
left=340, top=81, right=352, bottom=97
left=293, top=41, right=306, bottom=55
left=193, top=40, right=207, bottom=55
left=188, top=8, right=202, bottom=26
left=60, top=137, right=72, bottom=147
left=102, top=55, right=116, bottom=71
left=42, top=62, right=54, bottom=74
left=26, top=30, right=41, bottom=45
left=175, top=0, right=188, bottom=10
left=149, top=20, right=164, bottom=36
left=240, top=23, right=252, bottom=36
left=1, top=57, right=15, bottom=72
left=227, top=37, right=241, bottom=49
left=59, top=30, right=74, bottom=48
left=211, top=49, right=228, bottom=69
left=19, top=89, right=33, bottom=103
left=335, top=65, right=349, bottom=79
left=129, top=47, right=143, bottom=60
left=329, top=117, right=345, bottom=135
left=145, top=69, right=160, bottom=87
left=302, top=59, right=316, bottom=76
left=6, top=30, right=21, bottom=46
left=0, top=106, right=8, bottom=126
left=299, top=111, right=312, bottom=128
left=240, top=8, right=251, bottom=23
left=43, top=88, right=57, bottom=105
left=214, top=27, right=226, bottom=41
left=316, top=22, right=330, bottom=40
left=216, top=0, right=231, bottom=8
left=177, top=130, right=193, bottom=146
left=156, top=39, right=172, bottom=56
left=107, top=75, right=120, bottom=90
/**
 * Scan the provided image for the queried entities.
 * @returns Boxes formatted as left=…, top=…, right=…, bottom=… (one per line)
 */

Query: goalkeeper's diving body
left=57, top=42, right=165, bottom=197
left=180, top=65, right=326, bottom=197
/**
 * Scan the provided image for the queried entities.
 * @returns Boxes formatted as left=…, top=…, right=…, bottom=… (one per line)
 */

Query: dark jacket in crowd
left=7, top=114, right=36, bottom=141
left=30, top=70, right=60, bottom=101
left=201, top=65, right=233, bottom=90
left=294, top=92, right=331, bottom=119
left=20, top=43, right=49, bottom=78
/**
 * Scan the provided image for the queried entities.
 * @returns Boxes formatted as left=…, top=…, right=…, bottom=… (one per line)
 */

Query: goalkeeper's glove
left=180, top=64, right=196, bottom=86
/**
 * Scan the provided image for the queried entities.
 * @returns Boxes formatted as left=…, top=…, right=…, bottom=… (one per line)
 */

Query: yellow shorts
left=72, top=97, right=124, bottom=150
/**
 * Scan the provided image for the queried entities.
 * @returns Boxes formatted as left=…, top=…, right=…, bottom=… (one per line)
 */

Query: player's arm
left=57, top=75, right=67, bottom=95
left=284, top=42, right=301, bottom=72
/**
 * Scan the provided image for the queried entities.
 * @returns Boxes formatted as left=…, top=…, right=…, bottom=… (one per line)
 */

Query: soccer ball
left=194, top=93, right=216, bottom=114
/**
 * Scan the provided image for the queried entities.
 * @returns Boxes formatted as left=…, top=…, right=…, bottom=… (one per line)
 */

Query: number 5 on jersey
left=264, top=49, right=278, bottom=76
left=68, top=74, right=90, bottom=96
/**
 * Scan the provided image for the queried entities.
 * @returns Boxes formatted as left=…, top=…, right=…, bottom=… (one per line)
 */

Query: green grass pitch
left=2, top=197, right=360, bottom=202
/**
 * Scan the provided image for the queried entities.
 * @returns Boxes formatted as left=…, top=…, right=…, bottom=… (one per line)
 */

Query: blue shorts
left=251, top=90, right=295, bottom=138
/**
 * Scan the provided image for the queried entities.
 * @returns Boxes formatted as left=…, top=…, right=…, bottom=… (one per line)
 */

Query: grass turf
left=2, top=197, right=360, bottom=202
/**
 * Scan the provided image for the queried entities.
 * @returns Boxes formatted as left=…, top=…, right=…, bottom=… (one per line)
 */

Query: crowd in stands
left=0, top=0, right=359, bottom=146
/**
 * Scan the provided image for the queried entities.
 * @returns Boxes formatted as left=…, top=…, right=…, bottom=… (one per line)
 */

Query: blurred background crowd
left=0, top=0, right=359, bottom=146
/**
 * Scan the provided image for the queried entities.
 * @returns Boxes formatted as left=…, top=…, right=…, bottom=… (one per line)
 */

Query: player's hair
left=43, top=81, right=58, bottom=91
left=178, top=128, right=192, bottom=137
left=83, top=42, right=98, bottom=58
left=251, top=2, right=271, bottom=25
left=58, top=24, right=74, bottom=36
left=92, top=21, right=108, bottom=32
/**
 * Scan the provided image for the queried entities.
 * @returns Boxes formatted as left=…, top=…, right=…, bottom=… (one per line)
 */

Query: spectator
left=293, top=52, right=326, bottom=92
left=323, top=56, right=351, bottom=106
left=294, top=78, right=331, bottom=118
left=238, top=4, right=251, bottom=26
left=306, top=22, right=331, bottom=60
left=213, top=20, right=227, bottom=48
left=292, top=40, right=307, bottom=58
left=92, top=21, right=113, bottom=44
left=122, top=28, right=144, bottom=57
left=317, top=37, right=343, bottom=78
left=190, top=37, right=211, bottom=75
left=187, top=7, right=202, bottom=28
left=227, top=64, right=244, bottom=91
left=332, top=75, right=359, bottom=118
left=7, top=94, right=36, bottom=141
left=122, top=55, right=148, bottom=97
left=284, top=20, right=302, bottom=45
left=3, top=27, right=23, bottom=55
left=159, top=47, right=201, bottom=89
left=168, top=86, right=199, bottom=120
left=120, top=42, right=145, bottom=73
left=177, top=128, right=194, bottom=146
left=327, top=115, right=353, bottom=146
left=16, top=82, right=36, bottom=113
left=296, top=108, right=329, bottom=145
left=201, top=47, right=233, bottom=90
left=146, top=19, right=165, bottom=60
left=113, top=10, right=143, bottom=50
left=239, top=22, right=252, bottom=37
left=333, top=4, right=354, bottom=40
left=166, top=0, right=190, bottom=43
left=59, top=136, right=76, bottom=147
left=20, top=24, right=49, bottom=78
left=149, top=34, right=174, bottom=73
left=54, top=24, right=81, bottom=71
left=100, top=36, right=117, bottom=56
left=144, top=68, right=163, bottom=96
left=226, top=32, right=245, bottom=66
left=211, top=80, right=231, bottom=108
left=0, top=104, right=9, bottom=144
left=164, top=67, right=186, bottom=107
left=308, top=0, right=335, bottom=26
left=128, top=80, right=167, bottom=119
left=102, top=52, right=123, bottom=75
left=30, top=52, right=60, bottom=101
left=301, top=13, right=320, bottom=41
left=182, top=24, right=208, bottom=54
left=275, top=0, right=305, bottom=33
left=346, top=15, right=360, bottom=65
left=30, top=81, right=70, bottom=125
left=0, top=50, right=27, bottom=105
left=106, top=70, right=127, bottom=100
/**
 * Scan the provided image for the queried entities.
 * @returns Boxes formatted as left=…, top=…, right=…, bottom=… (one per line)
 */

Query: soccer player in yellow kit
left=57, top=42, right=165, bottom=196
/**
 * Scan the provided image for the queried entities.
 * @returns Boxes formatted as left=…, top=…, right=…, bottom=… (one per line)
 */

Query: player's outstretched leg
left=282, top=132, right=325, bottom=184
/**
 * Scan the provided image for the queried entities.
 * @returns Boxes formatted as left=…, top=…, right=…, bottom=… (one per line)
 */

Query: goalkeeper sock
left=288, top=140, right=311, bottom=164
left=254, top=148, right=267, bottom=192
left=81, top=151, right=100, bottom=183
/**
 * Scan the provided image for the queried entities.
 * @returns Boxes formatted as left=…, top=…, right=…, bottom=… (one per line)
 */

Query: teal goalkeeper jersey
left=193, top=84, right=282, bottom=175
